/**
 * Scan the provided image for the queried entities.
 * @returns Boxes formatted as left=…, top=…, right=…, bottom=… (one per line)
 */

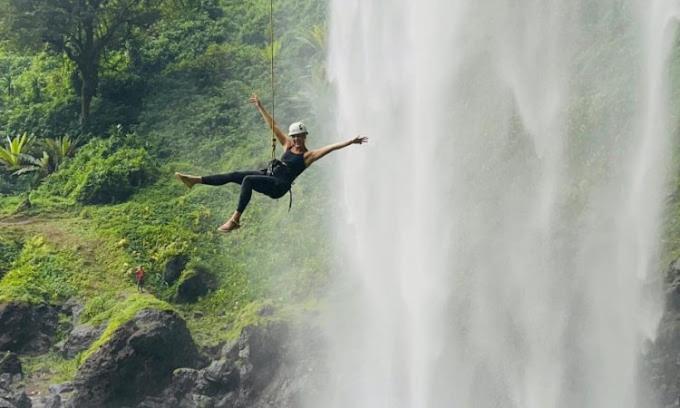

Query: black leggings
left=201, top=170, right=290, bottom=213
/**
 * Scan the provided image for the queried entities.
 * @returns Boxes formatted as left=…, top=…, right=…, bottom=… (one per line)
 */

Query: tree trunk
left=79, top=17, right=98, bottom=132
left=79, top=65, right=98, bottom=131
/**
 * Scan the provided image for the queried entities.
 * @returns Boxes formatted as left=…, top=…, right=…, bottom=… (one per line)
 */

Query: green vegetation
left=1, top=0, right=163, bottom=129
left=0, top=234, right=22, bottom=277
left=0, top=0, right=330, bottom=392
left=22, top=352, right=79, bottom=384
left=0, top=236, right=82, bottom=304
left=0, top=133, right=33, bottom=172
left=38, top=138, right=158, bottom=204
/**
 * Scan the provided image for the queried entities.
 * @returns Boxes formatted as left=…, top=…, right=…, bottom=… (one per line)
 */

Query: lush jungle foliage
left=0, top=0, right=331, bottom=384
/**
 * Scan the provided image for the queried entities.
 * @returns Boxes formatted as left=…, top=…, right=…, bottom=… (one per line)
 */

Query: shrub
left=41, top=138, right=158, bottom=204
left=0, top=235, right=22, bottom=278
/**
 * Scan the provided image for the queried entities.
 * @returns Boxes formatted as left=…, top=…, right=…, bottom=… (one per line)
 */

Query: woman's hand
left=249, top=93, right=263, bottom=109
left=350, top=135, right=368, bottom=145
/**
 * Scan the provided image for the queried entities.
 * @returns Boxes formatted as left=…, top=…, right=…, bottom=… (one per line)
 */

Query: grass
left=0, top=236, right=82, bottom=304
left=22, top=351, right=80, bottom=385
left=0, top=195, right=22, bottom=217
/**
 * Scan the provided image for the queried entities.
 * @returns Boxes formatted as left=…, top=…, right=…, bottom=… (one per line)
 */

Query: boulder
left=0, top=354, right=29, bottom=408
left=59, top=325, right=104, bottom=359
left=38, top=394, right=62, bottom=408
left=173, top=267, right=217, bottom=304
left=140, top=320, right=327, bottom=408
left=38, top=383, right=76, bottom=408
left=69, top=309, right=201, bottom=408
left=0, top=303, right=58, bottom=354
left=0, top=392, right=30, bottom=408
left=0, top=354, right=20, bottom=377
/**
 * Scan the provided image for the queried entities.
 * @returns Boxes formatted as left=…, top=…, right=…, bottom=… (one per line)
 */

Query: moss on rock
left=80, top=294, right=174, bottom=363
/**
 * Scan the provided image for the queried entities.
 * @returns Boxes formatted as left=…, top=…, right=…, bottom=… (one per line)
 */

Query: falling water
left=313, top=1, right=680, bottom=407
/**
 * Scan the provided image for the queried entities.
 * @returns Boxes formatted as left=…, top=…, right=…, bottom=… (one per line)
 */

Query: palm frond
left=19, top=152, right=41, bottom=166
left=11, top=166, right=40, bottom=176
left=44, top=135, right=78, bottom=172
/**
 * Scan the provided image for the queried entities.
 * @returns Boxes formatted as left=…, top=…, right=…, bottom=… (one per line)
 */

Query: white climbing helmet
left=288, top=121, right=308, bottom=136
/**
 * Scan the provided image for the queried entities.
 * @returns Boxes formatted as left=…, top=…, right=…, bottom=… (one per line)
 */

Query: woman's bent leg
left=236, top=175, right=288, bottom=213
left=201, top=170, right=262, bottom=186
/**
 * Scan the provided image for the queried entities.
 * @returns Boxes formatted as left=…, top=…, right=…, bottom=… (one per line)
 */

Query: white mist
left=316, top=1, right=680, bottom=407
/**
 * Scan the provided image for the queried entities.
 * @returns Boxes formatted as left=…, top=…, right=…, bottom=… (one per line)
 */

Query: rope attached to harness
left=268, top=0, right=293, bottom=212
left=270, top=0, right=276, bottom=160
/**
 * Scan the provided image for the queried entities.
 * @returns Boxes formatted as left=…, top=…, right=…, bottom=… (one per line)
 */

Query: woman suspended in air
left=175, top=94, right=368, bottom=232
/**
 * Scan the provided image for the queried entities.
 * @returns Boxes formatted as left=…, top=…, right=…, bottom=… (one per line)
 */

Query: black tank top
left=280, top=149, right=306, bottom=183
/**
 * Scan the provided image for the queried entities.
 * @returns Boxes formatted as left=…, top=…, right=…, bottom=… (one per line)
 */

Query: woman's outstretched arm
left=249, top=94, right=290, bottom=147
left=304, top=135, right=368, bottom=167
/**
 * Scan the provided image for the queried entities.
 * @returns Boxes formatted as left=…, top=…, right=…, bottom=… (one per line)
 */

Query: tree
left=2, top=0, right=161, bottom=130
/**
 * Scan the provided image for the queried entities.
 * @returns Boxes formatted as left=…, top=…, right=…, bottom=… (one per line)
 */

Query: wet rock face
left=69, top=309, right=201, bottom=408
left=140, top=321, right=326, bottom=408
left=0, top=303, right=59, bottom=354
left=648, top=259, right=680, bottom=407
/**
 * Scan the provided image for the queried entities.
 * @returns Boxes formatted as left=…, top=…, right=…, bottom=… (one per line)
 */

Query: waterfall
left=312, top=1, right=680, bottom=407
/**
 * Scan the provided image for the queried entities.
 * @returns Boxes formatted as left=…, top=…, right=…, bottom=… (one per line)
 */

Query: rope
left=269, top=0, right=276, bottom=159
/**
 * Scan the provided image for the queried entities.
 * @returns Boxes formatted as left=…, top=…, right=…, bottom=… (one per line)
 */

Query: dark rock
left=647, top=309, right=680, bottom=406
left=41, top=382, right=75, bottom=408
left=47, top=384, right=74, bottom=396
left=201, top=342, right=226, bottom=361
left=235, top=323, right=289, bottom=397
left=173, top=267, right=216, bottom=304
left=203, top=359, right=239, bottom=391
left=137, top=321, right=326, bottom=408
left=191, top=394, right=215, bottom=408
left=0, top=374, right=16, bottom=391
left=60, top=299, right=84, bottom=324
left=40, top=394, right=62, bottom=408
left=69, top=309, right=201, bottom=408
left=666, top=259, right=680, bottom=312
left=0, top=354, right=20, bottom=377
left=0, top=392, right=30, bottom=408
left=0, top=303, right=59, bottom=354
left=59, top=325, right=104, bottom=359
left=647, top=258, right=680, bottom=406
left=163, top=255, right=189, bottom=285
